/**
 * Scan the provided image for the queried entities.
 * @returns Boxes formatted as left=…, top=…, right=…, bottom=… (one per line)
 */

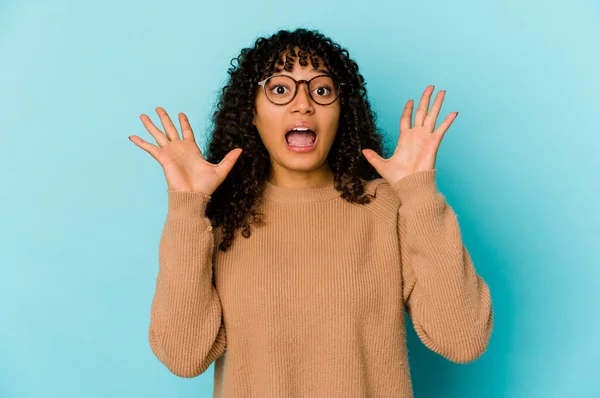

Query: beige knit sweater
left=148, top=169, right=493, bottom=397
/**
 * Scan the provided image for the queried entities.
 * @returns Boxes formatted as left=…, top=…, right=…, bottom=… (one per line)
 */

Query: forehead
left=263, top=48, right=330, bottom=77
left=277, top=64, right=330, bottom=76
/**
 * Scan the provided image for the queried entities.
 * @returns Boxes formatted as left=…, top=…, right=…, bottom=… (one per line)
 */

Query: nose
left=290, top=81, right=314, bottom=113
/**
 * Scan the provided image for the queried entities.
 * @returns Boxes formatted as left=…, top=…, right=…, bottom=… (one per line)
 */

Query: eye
left=270, top=85, right=289, bottom=95
left=313, top=86, right=332, bottom=96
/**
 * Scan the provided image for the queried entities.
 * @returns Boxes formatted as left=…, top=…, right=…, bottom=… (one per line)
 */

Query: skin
left=252, top=51, right=459, bottom=190
left=131, top=81, right=456, bottom=195
left=362, top=85, right=459, bottom=185
left=252, top=54, right=341, bottom=189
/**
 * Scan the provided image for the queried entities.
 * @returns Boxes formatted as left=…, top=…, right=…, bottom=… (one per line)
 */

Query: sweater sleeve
left=391, top=170, right=493, bottom=364
left=148, top=190, right=226, bottom=378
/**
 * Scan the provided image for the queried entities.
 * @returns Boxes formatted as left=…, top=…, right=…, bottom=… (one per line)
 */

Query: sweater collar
left=262, top=179, right=342, bottom=203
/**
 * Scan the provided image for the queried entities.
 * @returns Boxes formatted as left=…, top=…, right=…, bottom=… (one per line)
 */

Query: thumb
left=362, top=149, right=385, bottom=173
left=218, top=148, right=243, bottom=172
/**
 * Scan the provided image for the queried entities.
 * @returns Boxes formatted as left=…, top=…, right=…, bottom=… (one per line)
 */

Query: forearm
left=393, top=170, right=493, bottom=363
left=149, top=191, right=226, bottom=377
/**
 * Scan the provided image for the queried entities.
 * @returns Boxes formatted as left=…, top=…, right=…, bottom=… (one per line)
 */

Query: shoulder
left=355, top=177, right=401, bottom=230
left=361, top=177, right=401, bottom=207
left=364, top=170, right=441, bottom=206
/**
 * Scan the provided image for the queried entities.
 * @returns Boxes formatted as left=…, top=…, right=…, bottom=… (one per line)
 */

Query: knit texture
left=148, top=169, right=493, bottom=397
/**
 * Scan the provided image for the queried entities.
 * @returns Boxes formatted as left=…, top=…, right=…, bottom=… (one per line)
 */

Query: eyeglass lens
left=264, top=75, right=339, bottom=105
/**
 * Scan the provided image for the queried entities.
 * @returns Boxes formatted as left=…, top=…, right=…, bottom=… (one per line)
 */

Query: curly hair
left=204, top=28, right=390, bottom=251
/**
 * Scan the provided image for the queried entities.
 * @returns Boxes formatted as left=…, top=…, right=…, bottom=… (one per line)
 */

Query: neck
left=267, top=164, right=335, bottom=189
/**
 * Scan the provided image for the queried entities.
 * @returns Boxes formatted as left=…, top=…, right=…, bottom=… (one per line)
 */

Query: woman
left=129, top=28, right=493, bottom=398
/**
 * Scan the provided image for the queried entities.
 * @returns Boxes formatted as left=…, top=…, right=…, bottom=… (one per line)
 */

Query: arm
left=148, top=190, right=226, bottom=377
left=393, top=170, right=493, bottom=363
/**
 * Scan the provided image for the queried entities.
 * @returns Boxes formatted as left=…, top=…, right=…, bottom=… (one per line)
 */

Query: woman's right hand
left=130, top=107, right=243, bottom=196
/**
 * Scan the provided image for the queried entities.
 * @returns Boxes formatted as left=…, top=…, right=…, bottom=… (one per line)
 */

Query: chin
left=274, top=153, right=327, bottom=172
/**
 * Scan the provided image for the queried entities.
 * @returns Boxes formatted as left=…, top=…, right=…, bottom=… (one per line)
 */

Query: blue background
left=1, top=0, right=598, bottom=397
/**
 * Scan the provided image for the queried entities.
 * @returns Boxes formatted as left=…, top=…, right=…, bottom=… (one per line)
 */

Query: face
left=252, top=54, right=341, bottom=185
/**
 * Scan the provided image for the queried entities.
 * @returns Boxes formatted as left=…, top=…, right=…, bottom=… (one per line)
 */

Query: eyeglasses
left=257, top=74, right=344, bottom=106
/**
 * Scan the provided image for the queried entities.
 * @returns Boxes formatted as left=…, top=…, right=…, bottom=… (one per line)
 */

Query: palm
left=362, top=85, right=458, bottom=186
left=158, top=140, right=219, bottom=193
left=130, top=107, right=243, bottom=194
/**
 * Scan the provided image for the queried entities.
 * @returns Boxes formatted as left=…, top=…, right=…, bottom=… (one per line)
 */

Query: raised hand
left=129, top=107, right=243, bottom=195
left=362, top=85, right=458, bottom=186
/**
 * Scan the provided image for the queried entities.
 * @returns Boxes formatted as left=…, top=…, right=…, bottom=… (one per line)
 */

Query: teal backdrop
left=1, top=0, right=598, bottom=397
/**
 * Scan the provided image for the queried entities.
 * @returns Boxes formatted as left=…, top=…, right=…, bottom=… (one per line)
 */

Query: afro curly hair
left=204, top=28, right=389, bottom=251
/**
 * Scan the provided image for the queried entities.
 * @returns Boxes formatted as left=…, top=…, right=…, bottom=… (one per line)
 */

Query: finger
left=423, top=90, right=446, bottom=131
left=129, top=135, right=161, bottom=161
left=399, top=100, right=413, bottom=132
left=140, top=114, right=169, bottom=147
left=216, top=148, right=243, bottom=175
left=156, top=107, right=180, bottom=141
left=219, top=148, right=243, bottom=165
left=414, top=85, right=435, bottom=127
left=178, top=113, right=196, bottom=142
left=362, top=149, right=386, bottom=174
left=433, top=112, right=458, bottom=137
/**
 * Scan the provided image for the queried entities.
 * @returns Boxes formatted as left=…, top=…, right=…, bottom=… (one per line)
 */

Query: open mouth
left=285, top=128, right=317, bottom=147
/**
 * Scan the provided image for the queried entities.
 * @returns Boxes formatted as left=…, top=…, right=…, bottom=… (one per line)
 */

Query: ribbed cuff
left=166, top=190, right=213, bottom=229
left=390, top=169, right=439, bottom=204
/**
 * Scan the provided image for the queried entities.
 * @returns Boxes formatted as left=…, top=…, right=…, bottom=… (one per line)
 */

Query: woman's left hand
left=362, top=85, right=458, bottom=186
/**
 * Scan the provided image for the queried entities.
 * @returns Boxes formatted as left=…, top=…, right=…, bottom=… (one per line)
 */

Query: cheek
left=325, top=108, right=341, bottom=137
left=254, top=101, right=285, bottom=144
